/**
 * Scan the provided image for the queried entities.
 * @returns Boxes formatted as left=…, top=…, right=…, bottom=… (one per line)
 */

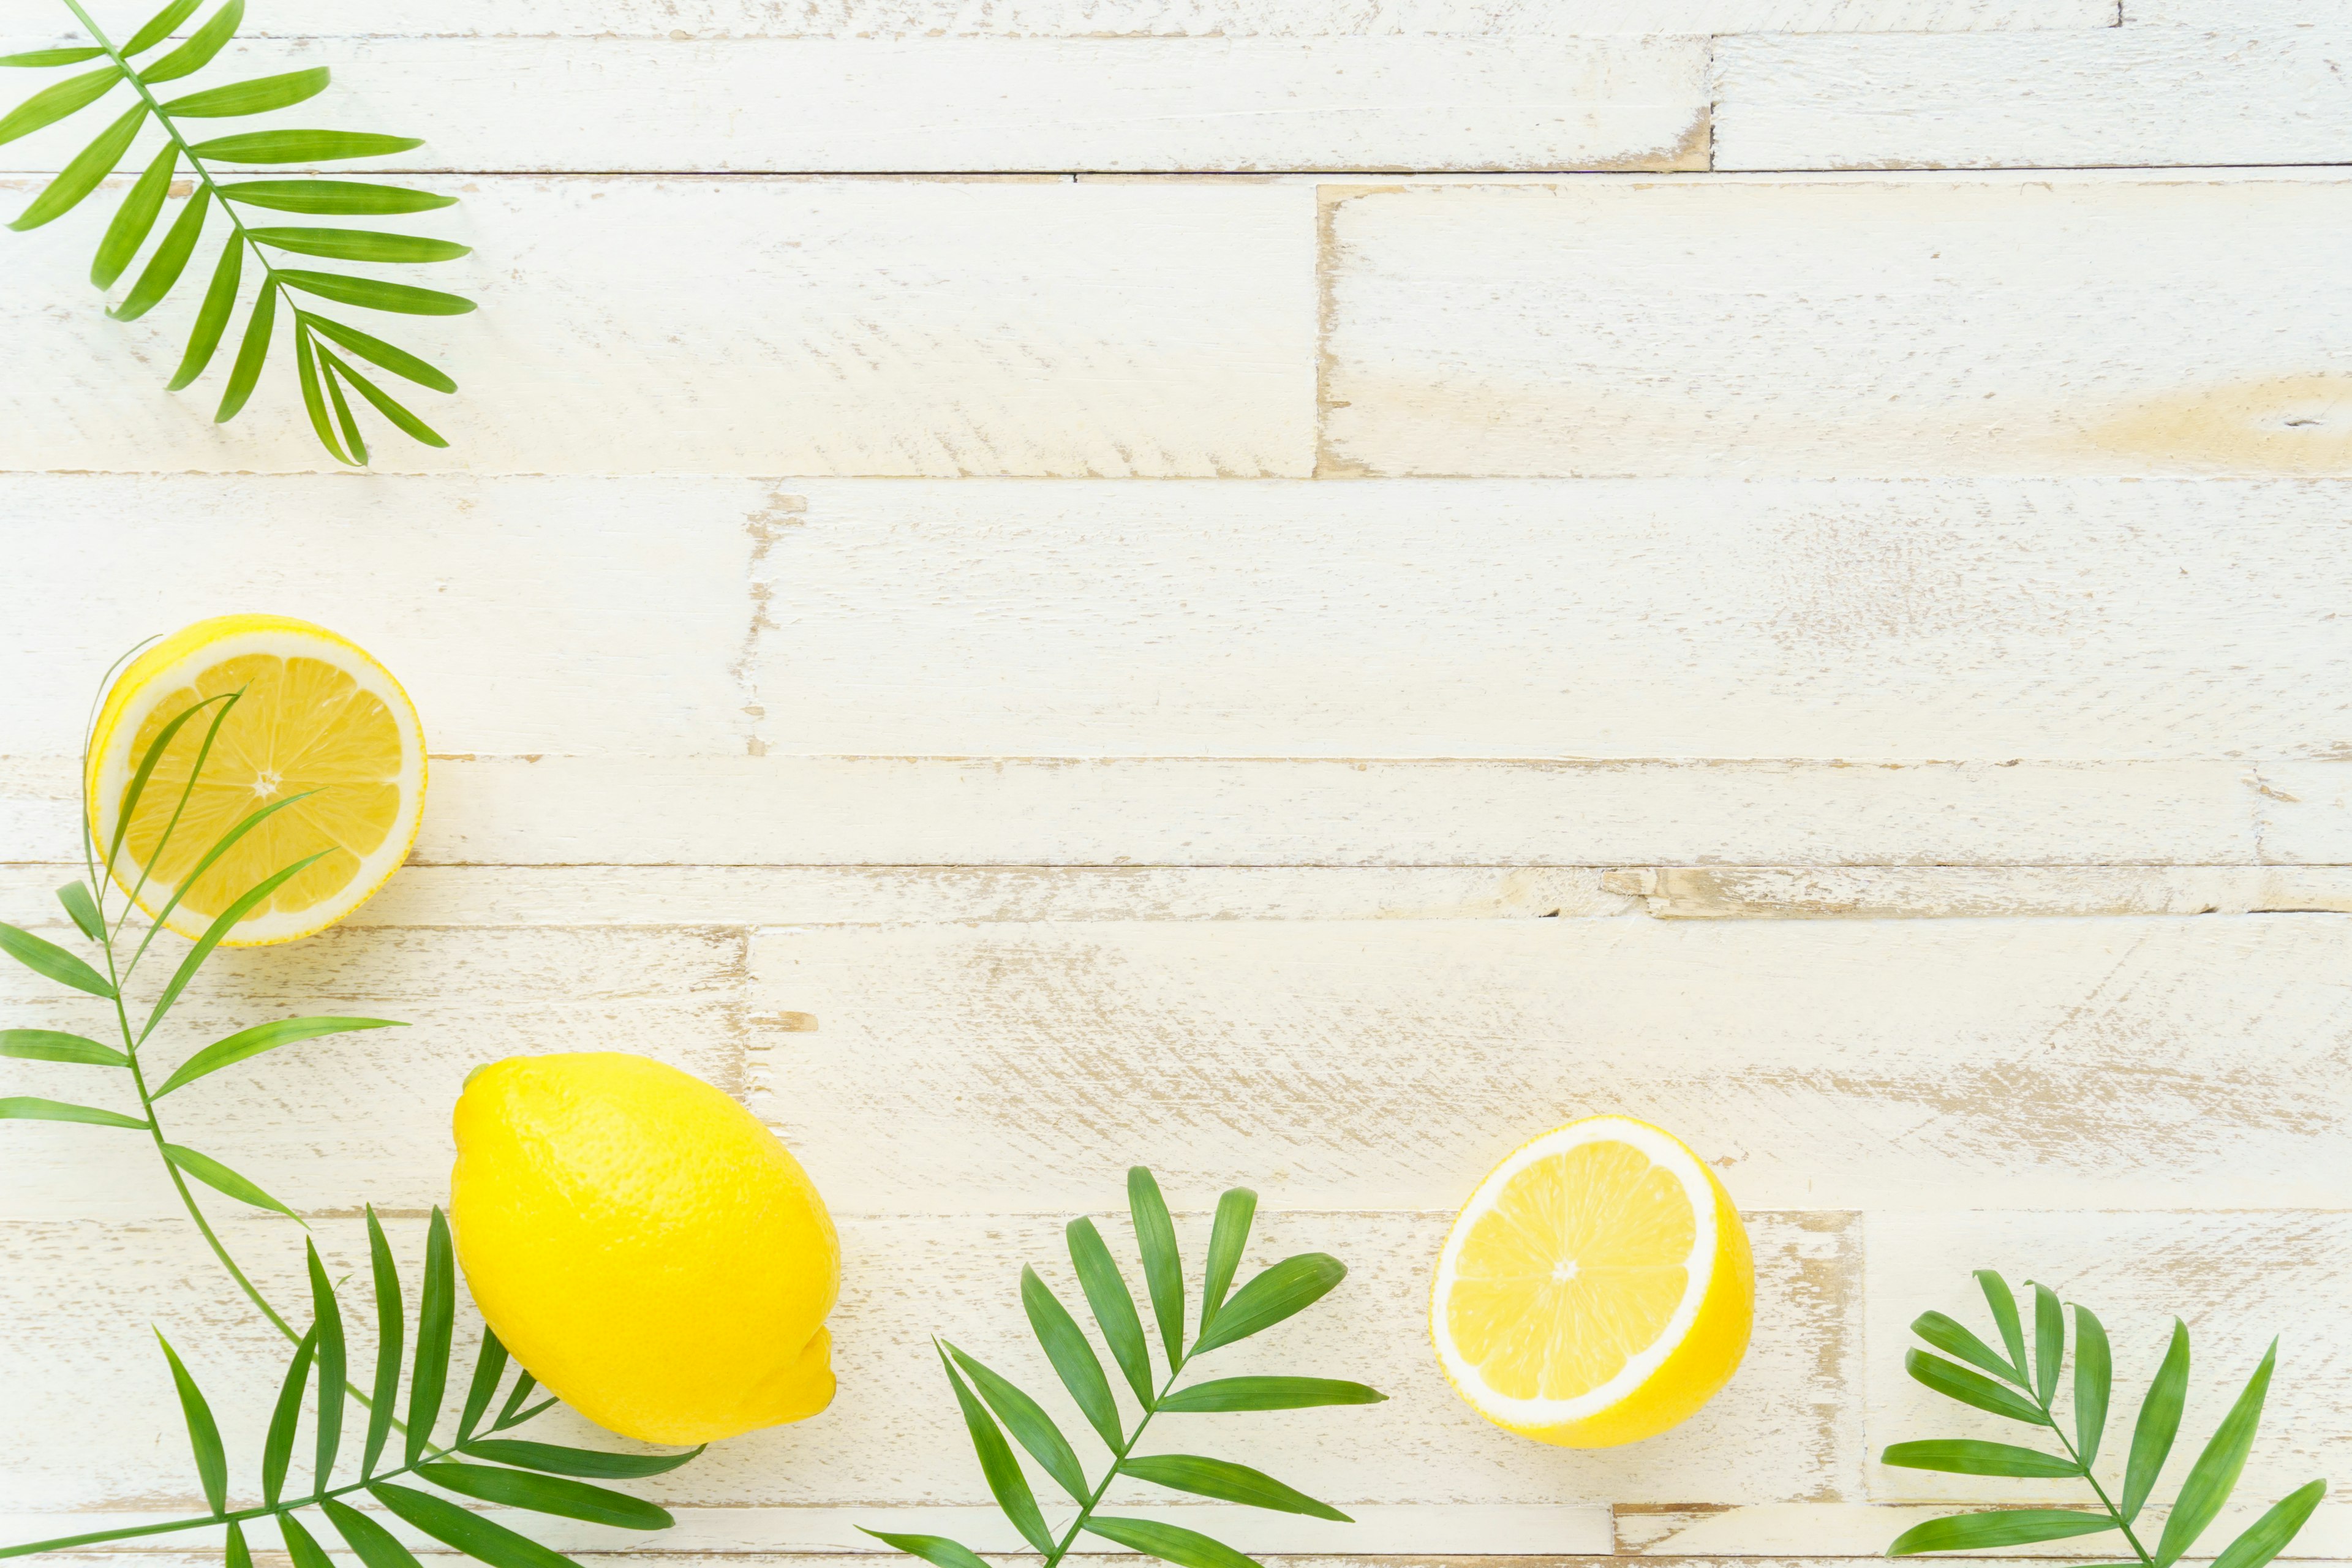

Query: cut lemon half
left=1430, top=1115, right=1752, bottom=1447
left=86, top=615, right=426, bottom=947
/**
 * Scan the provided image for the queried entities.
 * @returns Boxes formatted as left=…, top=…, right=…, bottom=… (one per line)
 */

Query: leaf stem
left=2029, top=1371, right=2156, bottom=1566
left=1041, top=1358, right=1186, bottom=1568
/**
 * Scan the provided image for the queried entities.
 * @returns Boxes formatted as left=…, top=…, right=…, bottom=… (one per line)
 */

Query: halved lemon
left=1430, top=1115, right=1753, bottom=1447
left=86, top=615, right=426, bottom=947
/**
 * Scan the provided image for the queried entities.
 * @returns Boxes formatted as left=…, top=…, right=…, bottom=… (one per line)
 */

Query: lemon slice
left=1430, top=1115, right=1753, bottom=1447
left=86, top=615, right=426, bottom=947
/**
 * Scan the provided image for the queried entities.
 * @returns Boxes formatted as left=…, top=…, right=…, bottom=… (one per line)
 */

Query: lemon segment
left=85, top=615, right=424, bottom=947
left=1430, top=1115, right=1753, bottom=1448
left=451, top=1053, right=842, bottom=1446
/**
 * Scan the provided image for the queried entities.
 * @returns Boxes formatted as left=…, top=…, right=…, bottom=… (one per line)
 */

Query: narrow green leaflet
left=278, top=1512, right=336, bottom=1568
left=115, top=181, right=211, bottom=318
left=2209, top=1480, right=2328, bottom=1568
left=164, top=1143, right=299, bottom=1218
left=161, top=67, right=331, bottom=118
left=1069, top=1216, right=1155, bottom=1403
left=2154, top=1341, right=2277, bottom=1566
left=92, top=143, right=177, bottom=287
left=494, top=1370, right=541, bottom=1430
left=363, top=1205, right=402, bottom=1475
left=1022, top=1263, right=1123, bottom=1450
left=10, top=101, right=146, bottom=232
left=1199, top=1187, right=1256, bottom=1334
left=323, top=353, right=369, bottom=464
left=408, top=1207, right=457, bottom=1463
left=278, top=270, right=475, bottom=315
left=2075, top=1303, right=2112, bottom=1471
left=2030, top=1281, right=2065, bottom=1408
left=122, top=0, right=206, bottom=56
left=320, top=1496, right=425, bottom=1568
left=1905, top=1348, right=2047, bottom=1425
left=0, top=1028, right=126, bottom=1066
left=1191, top=1253, right=1345, bottom=1356
left=944, top=1342, right=1088, bottom=1502
left=1975, top=1270, right=2030, bottom=1379
left=168, top=234, right=239, bottom=388
left=254, top=227, right=469, bottom=263
left=370, top=1482, right=586, bottom=1568
left=127, top=793, right=309, bottom=965
left=216, top=276, right=277, bottom=421
left=0, top=919, right=116, bottom=997
left=220, top=178, right=456, bottom=214
left=0, top=1096, right=146, bottom=1129
left=296, top=326, right=354, bottom=466
left=1888, top=1510, right=2117, bottom=1556
left=225, top=1520, right=254, bottom=1568
left=2122, top=1320, right=2192, bottom=1521
left=458, top=1330, right=510, bottom=1441
left=262, top=1326, right=318, bottom=1506
left=0, top=66, right=119, bottom=148
left=305, top=314, right=456, bottom=390
left=1158, top=1376, right=1385, bottom=1413
left=1085, top=1515, right=1264, bottom=1568
left=328, top=353, right=449, bottom=447
left=104, top=690, right=230, bottom=870
left=854, top=1530, right=991, bottom=1568
left=138, top=0, right=244, bottom=85
left=309, top=1242, right=348, bottom=1483
left=458, top=1439, right=703, bottom=1480
left=56, top=881, right=104, bottom=941
left=416, top=1463, right=674, bottom=1530
left=1128, top=1165, right=1187, bottom=1366
left=1881, top=1440, right=2079, bottom=1479
left=156, top=1016, right=406, bottom=1098
left=937, top=1347, right=1053, bottom=1553
left=156, top=1331, right=228, bottom=1514
left=1121, top=1453, right=1351, bottom=1521
left=142, top=851, right=328, bottom=1039
left=1, top=48, right=107, bottom=67
left=189, top=130, right=422, bottom=162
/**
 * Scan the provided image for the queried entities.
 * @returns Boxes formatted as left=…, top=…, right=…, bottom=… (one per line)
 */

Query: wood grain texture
left=0, top=37, right=1711, bottom=174
left=747, top=917, right=2352, bottom=1213
left=16, top=476, right=2350, bottom=763
left=1712, top=17, right=2352, bottom=169
left=1613, top=865, right=2352, bottom=919
left=1320, top=173, right=2352, bottom=479
left=0, top=755, right=2277, bottom=868
left=0, top=176, right=1315, bottom=476
left=0, top=1209, right=1854, bottom=1519
left=0, top=0, right=2125, bottom=38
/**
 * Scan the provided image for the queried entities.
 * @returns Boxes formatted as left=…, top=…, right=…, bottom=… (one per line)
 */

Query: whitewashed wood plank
left=0, top=863, right=1637, bottom=926
left=0, top=925, right=745, bottom=1220
left=1321, top=173, right=2352, bottom=480
left=1623, top=1504, right=2352, bottom=1557
left=17, top=477, right=2348, bottom=763
left=0, top=1210, right=1853, bottom=1516
left=0, top=475, right=766, bottom=757
left=0, top=37, right=1709, bottom=174
left=0, top=176, right=1314, bottom=476
left=1712, top=19, right=2352, bottom=169
left=746, top=478, right=2352, bottom=761
left=746, top=916, right=2352, bottom=1213
left=1609, top=865, right=2352, bottom=919
left=0, top=0, right=2124, bottom=39
left=2253, top=762, right=2352, bottom=867
left=1863, top=1212, right=2352, bottom=1539
left=0, top=755, right=2269, bottom=867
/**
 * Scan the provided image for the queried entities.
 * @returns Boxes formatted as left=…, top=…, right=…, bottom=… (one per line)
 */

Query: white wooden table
left=2, top=2, right=2348, bottom=1565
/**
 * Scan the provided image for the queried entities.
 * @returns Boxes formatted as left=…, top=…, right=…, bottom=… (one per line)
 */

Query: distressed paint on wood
left=0, top=1210, right=1855, bottom=1515
left=1320, top=173, right=2352, bottom=480
left=0, top=37, right=1712, bottom=175
left=1610, top=865, right=2352, bottom=919
left=1712, top=19, right=2352, bottom=170
left=0, top=755, right=2276, bottom=868
left=0, top=176, right=1316, bottom=477
left=747, top=917, right=2352, bottom=1213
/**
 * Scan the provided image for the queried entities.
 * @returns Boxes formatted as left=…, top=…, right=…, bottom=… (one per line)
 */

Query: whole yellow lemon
left=451, top=1053, right=839, bottom=1444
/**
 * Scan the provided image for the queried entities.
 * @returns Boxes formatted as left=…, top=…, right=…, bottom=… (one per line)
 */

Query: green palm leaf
left=1121, top=1453, right=1351, bottom=1521
left=113, top=184, right=209, bottom=320
left=279, top=269, right=475, bottom=315
left=407, top=1207, right=457, bottom=1463
left=0, top=1096, right=146, bottom=1129
left=854, top=1529, right=991, bottom=1568
left=0, top=66, right=119, bottom=147
left=156, top=1016, right=405, bottom=1098
left=363, top=1205, right=402, bottom=1476
left=55, top=881, right=104, bottom=941
left=160, top=67, right=330, bottom=118
left=2074, top=1303, right=2112, bottom=1469
left=121, top=0, right=205, bottom=56
left=457, top=1330, right=510, bottom=1441
left=1191, top=1253, right=1345, bottom=1355
left=214, top=276, right=277, bottom=421
left=937, top=1345, right=1053, bottom=1553
left=277, top=1510, right=336, bottom=1568
left=1158, top=1376, right=1385, bottom=1413
left=253, top=227, right=467, bottom=263
left=1905, top=1348, right=2046, bottom=1425
left=1198, top=1187, right=1256, bottom=1335
left=301, top=316, right=453, bottom=390
left=325, top=352, right=448, bottom=447
left=456, top=1439, right=703, bottom=1480
left=943, top=1341, right=1088, bottom=1502
left=260, top=1325, right=317, bottom=1506
left=1, top=48, right=107, bottom=67
left=1888, top=1510, right=2116, bottom=1556
left=320, top=1496, right=424, bottom=1568
left=1975, top=1270, right=2029, bottom=1380
left=2209, top=1480, right=2328, bottom=1568
left=2154, top=1341, right=2277, bottom=1566
left=1068, top=1216, right=1155, bottom=1403
left=2122, top=1320, right=2192, bottom=1521
left=369, top=1483, right=586, bottom=1568
left=0, top=1029, right=126, bottom=1066
left=163, top=1142, right=298, bottom=1218
left=1021, top=1263, right=1123, bottom=1450
left=221, top=178, right=456, bottom=214
left=189, top=129, right=420, bottom=162
left=1881, top=1439, right=2078, bottom=1479
left=9, top=101, right=146, bottom=232
left=2029, top=1281, right=2064, bottom=1408
left=138, top=0, right=243, bottom=84
left=154, top=1331, right=227, bottom=1514
left=308, top=1242, right=347, bottom=1483
left=1128, top=1166, right=1186, bottom=1366
left=1085, top=1515, right=1264, bottom=1568
left=92, top=143, right=177, bottom=287
left=167, top=234, right=239, bottom=388
left=416, top=1463, right=674, bottom=1530
left=0, top=919, right=116, bottom=997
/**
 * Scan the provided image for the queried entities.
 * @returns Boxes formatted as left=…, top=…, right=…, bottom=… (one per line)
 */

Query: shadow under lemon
left=451, top=1052, right=840, bottom=1446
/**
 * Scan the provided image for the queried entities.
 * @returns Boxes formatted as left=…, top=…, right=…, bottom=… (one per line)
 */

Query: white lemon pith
left=86, top=615, right=424, bottom=947
left=1430, top=1115, right=1754, bottom=1448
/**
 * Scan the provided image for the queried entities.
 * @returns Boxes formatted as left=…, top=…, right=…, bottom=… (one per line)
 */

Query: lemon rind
left=87, top=620, right=426, bottom=948
left=1429, top=1114, right=1719, bottom=1430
